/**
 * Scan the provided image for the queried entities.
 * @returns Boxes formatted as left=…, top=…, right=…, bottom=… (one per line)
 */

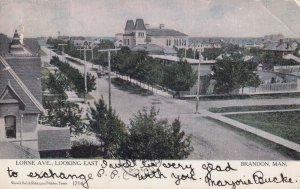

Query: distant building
left=263, top=38, right=298, bottom=56
left=189, top=40, right=222, bottom=52
left=131, top=44, right=177, bottom=56
left=118, top=18, right=188, bottom=52
left=114, top=33, right=123, bottom=47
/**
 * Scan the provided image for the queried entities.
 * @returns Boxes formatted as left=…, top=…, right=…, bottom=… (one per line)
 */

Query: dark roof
left=147, top=28, right=188, bottom=37
left=134, top=19, right=146, bottom=30
left=24, top=38, right=40, bottom=56
left=123, top=32, right=135, bottom=36
left=13, top=30, right=20, bottom=38
left=125, top=20, right=135, bottom=31
left=131, top=44, right=164, bottom=54
left=0, top=34, right=10, bottom=55
left=0, top=56, right=44, bottom=113
left=131, top=44, right=177, bottom=55
left=38, top=127, right=71, bottom=151
left=0, top=81, right=25, bottom=110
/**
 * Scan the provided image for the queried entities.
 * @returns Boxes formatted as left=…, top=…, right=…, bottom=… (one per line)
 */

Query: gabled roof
left=0, top=55, right=45, bottom=113
left=0, top=80, right=25, bottom=109
left=147, top=28, right=188, bottom=37
left=134, top=19, right=146, bottom=30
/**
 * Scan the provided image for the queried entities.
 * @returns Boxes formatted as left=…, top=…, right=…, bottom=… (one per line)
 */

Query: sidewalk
left=219, top=108, right=300, bottom=115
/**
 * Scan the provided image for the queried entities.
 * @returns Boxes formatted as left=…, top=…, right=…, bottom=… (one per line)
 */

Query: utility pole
left=77, top=41, right=90, bottom=103
left=98, top=48, right=121, bottom=108
left=195, top=48, right=202, bottom=114
left=91, top=46, right=94, bottom=69
left=193, top=43, right=196, bottom=59
left=58, top=44, right=67, bottom=62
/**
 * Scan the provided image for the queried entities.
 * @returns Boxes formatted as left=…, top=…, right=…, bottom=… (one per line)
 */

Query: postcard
left=0, top=0, right=300, bottom=188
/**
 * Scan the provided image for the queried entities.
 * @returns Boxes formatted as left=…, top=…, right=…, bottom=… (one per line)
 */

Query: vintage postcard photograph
left=0, top=0, right=300, bottom=188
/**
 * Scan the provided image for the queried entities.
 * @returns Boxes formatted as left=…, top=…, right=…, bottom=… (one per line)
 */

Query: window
left=5, top=115, right=16, bottom=138
left=138, top=32, right=144, bottom=37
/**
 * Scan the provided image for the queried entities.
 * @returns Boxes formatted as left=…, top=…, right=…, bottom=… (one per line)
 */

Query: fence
left=255, top=82, right=297, bottom=92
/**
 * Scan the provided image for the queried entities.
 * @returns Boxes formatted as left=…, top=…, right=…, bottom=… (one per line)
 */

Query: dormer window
left=138, top=32, right=144, bottom=37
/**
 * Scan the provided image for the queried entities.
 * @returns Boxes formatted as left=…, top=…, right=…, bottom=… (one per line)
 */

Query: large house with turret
left=115, top=18, right=188, bottom=55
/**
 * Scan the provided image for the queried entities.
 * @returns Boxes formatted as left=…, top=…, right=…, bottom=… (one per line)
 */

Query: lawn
left=209, top=104, right=300, bottom=113
left=206, top=116, right=300, bottom=160
left=77, top=93, right=94, bottom=100
left=42, top=67, right=50, bottom=78
left=111, top=78, right=153, bottom=96
left=226, top=111, right=300, bottom=144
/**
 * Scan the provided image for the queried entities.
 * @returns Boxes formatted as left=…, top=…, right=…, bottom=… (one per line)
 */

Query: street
left=42, top=46, right=296, bottom=160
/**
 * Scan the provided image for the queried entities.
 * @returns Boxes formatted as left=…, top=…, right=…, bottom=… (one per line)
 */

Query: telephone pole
left=76, top=41, right=90, bottom=103
left=98, top=48, right=121, bottom=108
left=58, top=43, right=67, bottom=62
left=195, top=48, right=203, bottom=114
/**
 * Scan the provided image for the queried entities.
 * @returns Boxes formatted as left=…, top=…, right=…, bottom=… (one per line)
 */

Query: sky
left=0, top=0, right=300, bottom=38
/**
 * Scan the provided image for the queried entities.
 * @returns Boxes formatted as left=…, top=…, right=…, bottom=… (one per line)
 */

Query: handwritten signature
left=6, top=161, right=296, bottom=189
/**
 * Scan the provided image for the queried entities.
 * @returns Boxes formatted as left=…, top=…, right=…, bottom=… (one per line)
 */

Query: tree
left=46, top=73, right=70, bottom=97
left=202, top=48, right=223, bottom=60
left=212, top=55, right=260, bottom=94
left=50, top=56, right=96, bottom=94
left=41, top=98, right=85, bottom=136
left=120, top=107, right=193, bottom=159
left=163, top=60, right=196, bottom=91
left=87, top=98, right=127, bottom=158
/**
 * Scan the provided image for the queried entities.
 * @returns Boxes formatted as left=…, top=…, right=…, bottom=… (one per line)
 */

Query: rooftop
left=38, top=126, right=71, bottom=151
left=125, top=20, right=135, bottom=31
left=146, top=28, right=188, bottom=37
left=134, top=18, right=146, bottom=30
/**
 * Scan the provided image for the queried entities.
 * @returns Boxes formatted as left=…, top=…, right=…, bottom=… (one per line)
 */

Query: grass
left=205, top=116, right=300, bottom=160
left=39, top=49, right=47, bottom=56
left=43, top=61, right=52, bottom=67
left=209, top=104, right=300, bottom=113
left=226, top=111, right=300, bottom=144
left=184, top=92, right=300, bottom=101
left=42, top=67, right=50, bottom=79
left=111, top=78, right=153, bottom=96
left=77, top=93, right=94, bottom=100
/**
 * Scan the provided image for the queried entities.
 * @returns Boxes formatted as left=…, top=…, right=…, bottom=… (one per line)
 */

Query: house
left=0, top=30, right=72, bottom=158
left=189, top=40, right=222, bottom=52
left=119, top=18, right=188, bottom=52
left=263, top=38, right=298, bottom=56
left=0, top=30, right=44, bottom=142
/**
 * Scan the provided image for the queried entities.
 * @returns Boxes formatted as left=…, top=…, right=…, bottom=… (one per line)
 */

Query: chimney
left=145, top=24, right=150, bottom=29
left=159, top=24, right=165, bottom=29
